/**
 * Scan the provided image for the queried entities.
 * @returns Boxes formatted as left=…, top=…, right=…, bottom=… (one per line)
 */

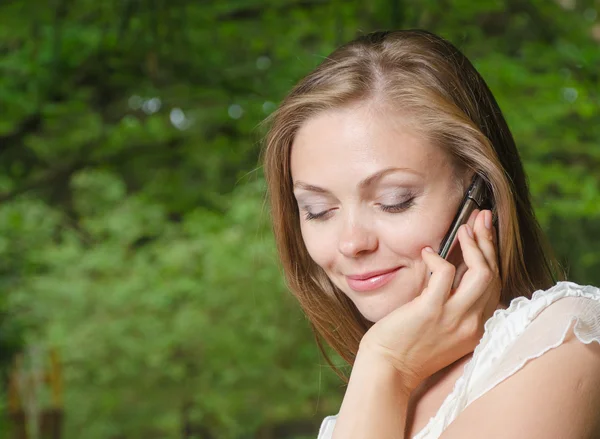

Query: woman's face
left=290, top=103, right=472, bottom=322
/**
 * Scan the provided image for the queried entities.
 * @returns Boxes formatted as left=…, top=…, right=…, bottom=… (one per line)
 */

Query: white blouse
left=317, top=281, right=600, bottom=439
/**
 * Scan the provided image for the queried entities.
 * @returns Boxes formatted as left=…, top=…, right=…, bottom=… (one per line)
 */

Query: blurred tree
left=0, top=0, right=599, bottom=438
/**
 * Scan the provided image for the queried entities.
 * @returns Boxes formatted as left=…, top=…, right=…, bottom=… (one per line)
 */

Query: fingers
left=472, top=210, right=499, bottom=275
left=421, top=209, right=500, bottom=312
left=450, top=208, right=479, bottom=289
left=441, top=208, right=479, bottom=259
left=458, top=210, right=499, bottom=276
left=421, top=247, right=455, bottom=306
left=453, top=224, right=487, bottom=279
left=452, top=261, right=468, bottom=290
left=447, top=210, right=499, bottom=313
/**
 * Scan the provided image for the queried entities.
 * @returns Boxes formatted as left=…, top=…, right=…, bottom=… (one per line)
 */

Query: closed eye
left=379, top=198, right=415, bottom=213
left=302, top=198, right=415, bottom=221
left=304, top=209, right=333, bottom=221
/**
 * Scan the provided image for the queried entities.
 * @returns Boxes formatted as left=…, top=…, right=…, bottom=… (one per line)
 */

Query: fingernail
left=484, top=211, right=492, bottom=230
left=466, top=224, right=474, bottom=239
left=424, top=246, right=434, bottom=253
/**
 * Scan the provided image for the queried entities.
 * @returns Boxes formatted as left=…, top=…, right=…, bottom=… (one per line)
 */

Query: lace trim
left=412, top=281, right=600, bottom=438
left=318, top=282, right=600, bottom=439
left=464, top=294, right=600, bottom=411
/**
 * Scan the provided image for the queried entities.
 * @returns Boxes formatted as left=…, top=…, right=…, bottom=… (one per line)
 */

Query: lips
left=345, top=266, right=403, bottom=292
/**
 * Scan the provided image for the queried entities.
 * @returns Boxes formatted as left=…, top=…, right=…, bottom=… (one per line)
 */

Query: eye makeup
left=379, top=197, right=416, bottom=213
left=299, top=191, right=418, bottom=221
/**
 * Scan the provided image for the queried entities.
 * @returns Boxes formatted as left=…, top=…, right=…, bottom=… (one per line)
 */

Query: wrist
left=355, top=345, right=413, bottom=398
left=333, top=346, right=411, bottom=437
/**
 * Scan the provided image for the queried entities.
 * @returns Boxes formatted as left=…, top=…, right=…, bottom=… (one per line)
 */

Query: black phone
left=437, top=174, right=492, bottom=259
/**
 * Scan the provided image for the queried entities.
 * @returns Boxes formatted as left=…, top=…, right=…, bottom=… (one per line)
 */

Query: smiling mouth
left=345, top=267, right=403, bottom=292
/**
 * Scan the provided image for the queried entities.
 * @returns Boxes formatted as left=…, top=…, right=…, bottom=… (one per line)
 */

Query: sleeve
left=466, top=291, right=600, bottom=407
left=317, top=415, right=337, bottom=439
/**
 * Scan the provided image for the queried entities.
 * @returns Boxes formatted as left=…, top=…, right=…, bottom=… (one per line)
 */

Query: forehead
left=290, top=104, right=448, bottom=183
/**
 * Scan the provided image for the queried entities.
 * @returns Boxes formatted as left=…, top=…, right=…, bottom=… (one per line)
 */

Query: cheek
left=300, top=224, right=336, bottom=269
left=380, top=212, right=450, bottom=256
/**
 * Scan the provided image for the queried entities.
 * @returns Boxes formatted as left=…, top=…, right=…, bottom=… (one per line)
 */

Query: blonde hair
left=261, top=29, right=565, bottom=382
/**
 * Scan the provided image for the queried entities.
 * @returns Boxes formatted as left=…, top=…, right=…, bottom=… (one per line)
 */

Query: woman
left=262, top=30, right=600, bottom=438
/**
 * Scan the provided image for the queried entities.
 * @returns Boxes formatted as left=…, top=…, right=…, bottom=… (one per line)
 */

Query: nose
left=337, top=217, right=378, bottom=258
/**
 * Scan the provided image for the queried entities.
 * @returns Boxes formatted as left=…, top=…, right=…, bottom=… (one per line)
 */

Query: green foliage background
left=0, top=0, right=599, bottom=438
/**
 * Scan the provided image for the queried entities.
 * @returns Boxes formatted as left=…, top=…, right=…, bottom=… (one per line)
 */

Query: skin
left=291, top=102, right=474, bottom=323
left=289, top=101, right=600, bottom=439
left=290, top=102, right=508, bottom=437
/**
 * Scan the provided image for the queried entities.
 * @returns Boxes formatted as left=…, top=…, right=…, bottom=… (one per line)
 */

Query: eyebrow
left=293, top=167, right=423, bottom=193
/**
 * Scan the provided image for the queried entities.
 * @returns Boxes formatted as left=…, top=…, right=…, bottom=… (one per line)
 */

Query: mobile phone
left=437, top=174, right=491, bottom=260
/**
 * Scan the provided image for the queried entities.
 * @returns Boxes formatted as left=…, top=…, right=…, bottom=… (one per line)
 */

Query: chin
left=353, top=292, right=415, bottom=323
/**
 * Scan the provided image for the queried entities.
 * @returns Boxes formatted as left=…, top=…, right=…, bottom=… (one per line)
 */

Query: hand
left=359, top=209, right=501, bottom=394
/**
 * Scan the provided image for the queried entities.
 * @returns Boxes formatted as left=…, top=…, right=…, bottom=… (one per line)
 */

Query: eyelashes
left=303, top=197, right=416, bottom=221
left=379, top=197, right=416, bottom=213
left=304, top=211, right=329, bottom=221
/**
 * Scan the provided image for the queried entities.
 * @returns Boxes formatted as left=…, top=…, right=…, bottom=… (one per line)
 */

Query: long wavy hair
left=261, top=29, right=566, bottom=382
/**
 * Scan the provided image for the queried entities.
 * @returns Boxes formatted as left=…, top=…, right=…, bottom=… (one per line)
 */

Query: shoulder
left=440, top=282, right=600, bottom=439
